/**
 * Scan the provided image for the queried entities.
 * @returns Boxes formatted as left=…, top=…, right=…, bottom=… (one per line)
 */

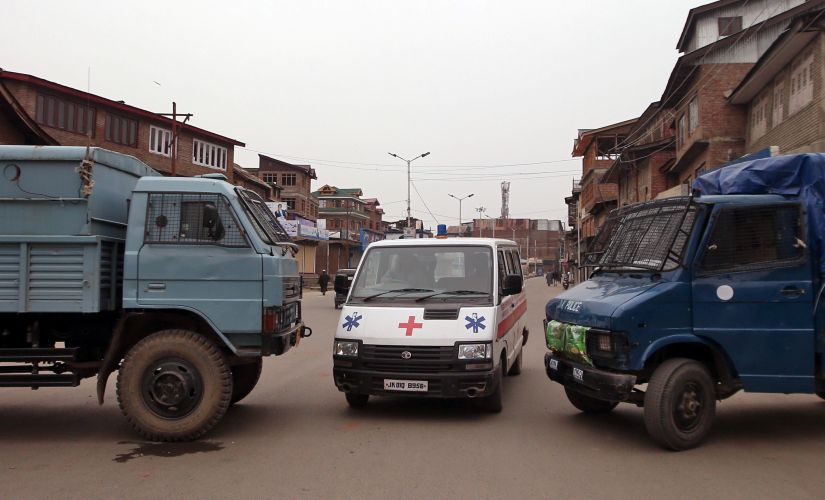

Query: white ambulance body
left=332, top=238, right=528, bottom=412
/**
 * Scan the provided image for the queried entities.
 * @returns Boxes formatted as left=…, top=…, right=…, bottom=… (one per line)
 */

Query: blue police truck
left=544, top=153, right=825, bottom=450
left=0, top=146, right=309, bottom=441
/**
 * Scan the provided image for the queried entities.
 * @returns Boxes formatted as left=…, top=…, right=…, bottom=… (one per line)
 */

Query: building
left=233, top=163, right=277, bottom=201
left=470, top=218, right=563, bottom=275
left=254, top=154, right=323, bottom=276
left=362, top=198, right=387, bottom=250
left=0, top=70, right=244, bottom=180
left=563, top=180, right=583, bottom=281
left=313, top=185, right=369, bottom=274
left=603, top=102, right=676, bottom=208
left=572, top=119, right=636, bottom=252
left=729, top=9, right=825, bottom=155
left=384, top=218, right=433, bottom=239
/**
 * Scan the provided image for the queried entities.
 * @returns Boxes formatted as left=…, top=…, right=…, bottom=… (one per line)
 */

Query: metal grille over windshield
left=586, top=197, right=695, bottom=272
left=236, top=188, right=292, bottom=244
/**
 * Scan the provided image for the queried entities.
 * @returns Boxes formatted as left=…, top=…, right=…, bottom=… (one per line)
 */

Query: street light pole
left=475, top=206, right=486, bottom=237
left=483, top=214, right=496, bottom=238
left=448, top=193, right=474, bottom=237
left=388, top=151, right=430, bottom=232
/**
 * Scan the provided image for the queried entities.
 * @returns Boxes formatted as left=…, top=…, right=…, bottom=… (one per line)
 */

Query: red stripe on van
left=497, top=298, right=527, bottom=338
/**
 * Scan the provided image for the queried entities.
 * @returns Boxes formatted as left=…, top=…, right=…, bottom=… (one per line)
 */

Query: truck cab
left=544, top=154, right=825, bottom=450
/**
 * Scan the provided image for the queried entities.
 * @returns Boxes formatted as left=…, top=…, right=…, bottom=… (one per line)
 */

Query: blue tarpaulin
left=694, top=153, right=825, bottom=280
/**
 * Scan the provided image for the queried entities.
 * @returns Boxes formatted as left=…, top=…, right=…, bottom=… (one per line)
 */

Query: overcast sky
left=4, top=0, right=698, bottom=228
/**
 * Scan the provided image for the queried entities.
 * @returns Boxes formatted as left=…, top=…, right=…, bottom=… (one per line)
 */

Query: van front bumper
left=333, top=365, right=498, bottom=399
left=544, top=352, right=636, bottom=402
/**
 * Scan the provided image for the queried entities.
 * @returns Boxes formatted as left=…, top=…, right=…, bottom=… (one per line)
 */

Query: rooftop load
left=694, top=153, right=825, bottom=281
left=0, top=146, right=160, bottom=238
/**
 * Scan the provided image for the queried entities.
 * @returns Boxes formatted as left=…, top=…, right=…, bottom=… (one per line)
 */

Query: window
left=497, top=250, right=508, bottom=295
left=773, top=81, right=785, bottom=126
left=677, top=114, right=686, bottom=148
left=35, top=94, right=95, bottom=136
left=192, top=139, right=227, bottom=170
left=283, top=197, right=296, bottom=210
left=718, top=16, right=742, bottom=37
left=104, top=113, right=138, bottom=147
left=282, top=173, right=296, bottom=186
left=790, top=51, right=814, bottom=115
left=145, top=193, right=246, bottom=247
left=699, top=205, right=803, bottom=274
left=688, top=96, right=699, bottom=133
left=262, top=173, right=278, bottom=184
left=750, top=93, right=769, bottom=140
left=149, top=126, right=173, bottom=156
left=507, top=250, right=522, bottom=277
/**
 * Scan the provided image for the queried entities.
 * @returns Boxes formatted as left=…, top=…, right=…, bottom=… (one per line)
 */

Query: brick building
left=313, top=185, right=370, bottom=274
left=0, top=70, right=244, bottom=179
left=469, top=218, right=563, bottom=275
left=233, top=163, right=277, bottom=201
left=729, top=10, right=825, bottom=155
left=563, top=180, right=582, bottom=281
left=362, top=198, right=387, bottom=249
left=572, top=119, right=636, bottom=250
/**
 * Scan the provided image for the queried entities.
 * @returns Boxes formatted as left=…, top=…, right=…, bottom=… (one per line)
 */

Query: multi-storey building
left=313, top=185, right=370, bottom=274
left=469, top=218, right=563, bottom=275
left=0, top=70, right=244, bottom=179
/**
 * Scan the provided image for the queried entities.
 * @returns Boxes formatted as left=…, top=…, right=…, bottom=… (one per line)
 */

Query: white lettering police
left=561, top=300, right=583, bottom=313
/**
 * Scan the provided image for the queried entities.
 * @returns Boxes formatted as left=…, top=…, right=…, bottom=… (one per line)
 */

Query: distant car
left=334, top=268, right=357, bottom=309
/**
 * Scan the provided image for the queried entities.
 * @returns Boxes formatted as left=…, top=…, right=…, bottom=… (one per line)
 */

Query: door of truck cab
left=692, top=202, right=815, bottom=392
left=137, top=192, right=263, bottom=334
left=496, top=245, right=526, bottom=369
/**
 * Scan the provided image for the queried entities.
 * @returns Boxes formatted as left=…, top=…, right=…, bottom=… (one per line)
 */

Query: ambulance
left=332, top=238, right=528, bottom=412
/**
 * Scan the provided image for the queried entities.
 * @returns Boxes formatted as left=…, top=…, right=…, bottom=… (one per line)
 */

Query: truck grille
left=360, top=345, right=455, bottom=373
left=423, top=308, right=460, bottom=320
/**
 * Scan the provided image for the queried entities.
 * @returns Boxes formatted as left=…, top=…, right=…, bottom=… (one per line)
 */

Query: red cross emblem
left=398, top=315, right=423, bottom=336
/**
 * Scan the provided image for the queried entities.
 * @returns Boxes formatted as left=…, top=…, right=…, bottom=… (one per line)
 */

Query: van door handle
left=147, top=283, right=166, bottom=291
left=780, top=286, right=804, bottom=296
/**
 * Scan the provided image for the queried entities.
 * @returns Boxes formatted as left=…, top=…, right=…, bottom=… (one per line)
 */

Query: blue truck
left=544, top=153, right=825, bottom=450
left=0, top=146, right=309, bottom=441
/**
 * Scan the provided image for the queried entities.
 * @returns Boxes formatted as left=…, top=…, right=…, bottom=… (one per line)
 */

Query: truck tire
left=564, top=387, right=618, bottom=414
left=345, top=393, right=369, bottom=408
left=507, top=348, right=523, bottom=376
left=230, top=358, right=263, bottom=405
left=478, top=364, right=503, bottom=413
left=644, top=358, right=716, bottom=451
left=116, top=329, right=232, bottom=442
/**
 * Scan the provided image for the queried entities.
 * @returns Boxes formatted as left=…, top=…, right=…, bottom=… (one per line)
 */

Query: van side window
left=508, top=250, right=522, bottom=276
left=145, top=193, right=246, bottom=247
left=699, top=204, right=803, bottom=273
left=498, top=250, right=508, bottom=294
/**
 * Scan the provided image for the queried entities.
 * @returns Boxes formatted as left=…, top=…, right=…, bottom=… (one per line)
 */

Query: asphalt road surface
left=1, top=278, right=825, bottom=499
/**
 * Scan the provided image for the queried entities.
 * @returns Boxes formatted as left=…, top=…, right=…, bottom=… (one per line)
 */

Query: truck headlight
left=458, top=343, right=492, bottom=360
left=334, top=340, right=359, bottom=357
left=593, top=332, right=613, bottom=352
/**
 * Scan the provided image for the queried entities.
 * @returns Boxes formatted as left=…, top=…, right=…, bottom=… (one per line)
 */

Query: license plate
left=383, top=379, right=428, bottom=392
left=548, top=358, right=559, bottom=370
left=572, top=367, right=584, bottom=382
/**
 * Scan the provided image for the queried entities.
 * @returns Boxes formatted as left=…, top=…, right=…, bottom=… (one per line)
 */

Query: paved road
left=1, top=278, right=825, bottom=499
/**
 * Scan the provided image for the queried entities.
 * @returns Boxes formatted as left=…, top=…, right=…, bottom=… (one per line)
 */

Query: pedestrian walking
left=319, top=269, right=330, bottom=295
left=545, top=272, right=552, bottom=287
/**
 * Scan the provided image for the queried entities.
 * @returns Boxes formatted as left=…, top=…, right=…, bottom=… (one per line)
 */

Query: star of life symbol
left=342, top=312, right=362, bottom=332
left=465, top=313, right=486, bottom=333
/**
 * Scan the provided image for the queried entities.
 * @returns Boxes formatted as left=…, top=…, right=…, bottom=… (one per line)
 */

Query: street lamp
left=448, top=193, right=474, bottom=237
left=475, top=206, right=486, bottom=237
left=388, top=151, right=430, bottom=232
left=483, top=214, right=496, bottom=238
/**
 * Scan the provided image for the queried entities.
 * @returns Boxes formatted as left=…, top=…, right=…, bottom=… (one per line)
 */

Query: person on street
left=319, top=270, right=330, bottom=295
left=546, top=272, right=552, bottom=287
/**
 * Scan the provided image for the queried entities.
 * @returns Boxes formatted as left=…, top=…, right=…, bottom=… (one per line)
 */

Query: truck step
left=0, top=348, right=79, bottom=363
left=0, top=372, right=79, bottom=388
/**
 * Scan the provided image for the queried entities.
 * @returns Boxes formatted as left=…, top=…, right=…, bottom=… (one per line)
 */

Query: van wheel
left=345, top=393, right=369, bottom=408
left=478, top=365, right=503, bottom=413
left=644, top=358, right=716, bottom=451
left=507, top=349, right=523, bottom=376
left=230, top=358, right=263, bottom=405
left=117, top=329, right=232, bottom=442
left=564, top=387, right=617, bottom=413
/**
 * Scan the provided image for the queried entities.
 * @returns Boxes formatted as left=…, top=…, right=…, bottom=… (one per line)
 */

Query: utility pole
left=448, top=193, right=474, bottom=237
left=475, top=206, right=486, bottom=237
left=388, top=151, right=430, bottom=233
left=158, top=101, right=192, bottom=177
left=483, top=214, right=496, bottom=238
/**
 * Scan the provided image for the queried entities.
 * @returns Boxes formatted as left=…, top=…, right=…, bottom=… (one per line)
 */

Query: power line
left=410, top=181, right=440, bottom=225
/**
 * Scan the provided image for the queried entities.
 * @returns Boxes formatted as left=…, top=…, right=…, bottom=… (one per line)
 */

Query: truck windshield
left=350, top=246, right=493, bottom=302
left=235, top=188, right=292, bottom=245
left=587, top=197, right=695, bottom=272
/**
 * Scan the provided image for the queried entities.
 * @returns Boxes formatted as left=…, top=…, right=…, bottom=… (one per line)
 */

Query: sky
left=4, top=0, right=699, bottom=229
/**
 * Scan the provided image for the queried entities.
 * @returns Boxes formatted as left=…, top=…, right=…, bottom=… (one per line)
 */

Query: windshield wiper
left=415, top=290, right=489, bottom=302
left=361, top=288, right=434, bottom=302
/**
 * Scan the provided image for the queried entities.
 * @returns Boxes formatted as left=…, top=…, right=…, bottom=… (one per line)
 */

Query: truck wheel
left=116, top=329, right=232, bottom=442
left=507, top=348, right=523, bottom=376
left=564, top=387, right=618, bottom=414
left=230, top=358, right=263, bottom=405
left=345, top=393, right=369, bottom=408
left=644, top=358, right=716, bottom=451
left=478, top=364, right=503, bottom=413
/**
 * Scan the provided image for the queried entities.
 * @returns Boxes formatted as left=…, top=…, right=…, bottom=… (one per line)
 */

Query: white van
left=332, top=238, right=528, bottom=412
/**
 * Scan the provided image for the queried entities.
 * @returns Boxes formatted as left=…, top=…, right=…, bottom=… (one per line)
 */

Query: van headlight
left=458, top=343, right=492, bottom=360
left=334, top=340, right=359, bottom=357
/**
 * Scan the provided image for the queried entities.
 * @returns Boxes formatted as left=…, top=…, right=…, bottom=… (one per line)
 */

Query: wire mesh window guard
left=699, top=204, right=803, bottom=274
left=236, top=188, right=293, bottom=244
left=585, top=197, right=695, bottom=272
left=145, top=193, right=247, bottom=247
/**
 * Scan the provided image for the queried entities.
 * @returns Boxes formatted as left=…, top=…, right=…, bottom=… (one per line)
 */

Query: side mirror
left=503, top=274, right=523, bottom=296
left=334, top=274, right=349, bottom=292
